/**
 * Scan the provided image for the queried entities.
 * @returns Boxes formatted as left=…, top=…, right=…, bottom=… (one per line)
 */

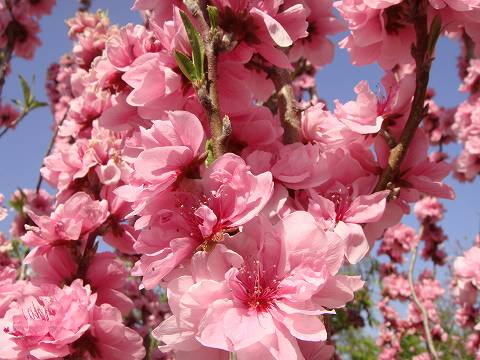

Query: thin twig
left=408, top=226, right=440, bottom=360
left=374, top=0, right=433, bottom=192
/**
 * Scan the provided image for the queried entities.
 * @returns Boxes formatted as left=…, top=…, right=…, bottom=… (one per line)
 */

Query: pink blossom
left=0, top=266, right=19, bottom=317
left=231, top=106, right=283, bottom=146
left=6, top=3, right=42, bottom=60
left=0, top=193, right=6, bottom=221
left=66, top=11, right=109, bottom=40
left=307, top=174, right=389, bottom=263
left=0, top=280, right=95, bottom=359
left=106, top=24, right=159, bottom=71
left=132, top=0, right=183, bottom=24
left=118, top=111, right=206, bottom=215
left=287, top=0, right=344, bottom=68
left=9, top=189, right=53, bottom=237
left=99, top=187, right=138, bottom=254
left=87, top=303, right=146, bottom=359
left=211, top=0, right=309, bottom=69
left=25, top=0, right=56, bottom=17
left=301, top=103, right=357, bottom=149
left=154, top=212, right=362, bottom=358
left=335, top=80, right=384, bottom=134
left=429, top=0, right=480, bottom=11
left=414, top=196, right=445, bottom=223
left=270, top=143, right=329, bottom=189
left=67, top=10, right=110, bottom=67
left=0, top=103, right=20, bottom=129
left=454, top=246, right=480, bottom=290
left=460, top=58, right=480, bottom=93
left=132, top=153, right=273, bottom=289
left=22, top=192, right=109, bottom=248
left=378, top=224, right=419, bottom=263
left=335, top=0, right=415, bottom=69
left=452, top=95, right=480, bottom=181
left=85, top=252, right=134, bottom=314
left=375, top=128, right=455, bottom=204
left=382, top=273, right=411, bottom=299
left=122, top=52, right=184, bottom=118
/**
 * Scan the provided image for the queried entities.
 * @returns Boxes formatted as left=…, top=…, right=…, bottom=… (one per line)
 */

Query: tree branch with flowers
left=1, top=0, right=480, bottom=359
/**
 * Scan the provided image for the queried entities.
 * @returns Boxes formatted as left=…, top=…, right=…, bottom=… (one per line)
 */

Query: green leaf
left=179, top=10, right=205, bottom=81
left=205, top=139, right=215, bottom=166
left=28, top=100, right=48, bottom=110
left=207, top=5, right=219, bottom=28
left=175, top=50, right=196, bottom=82
left=18, top=75, right=32, bottom=106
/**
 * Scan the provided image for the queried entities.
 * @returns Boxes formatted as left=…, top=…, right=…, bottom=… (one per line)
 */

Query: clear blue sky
left=0, top=1, right=478, bottom=264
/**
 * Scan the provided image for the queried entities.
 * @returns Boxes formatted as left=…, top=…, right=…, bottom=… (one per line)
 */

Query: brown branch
left=374, top=0, right=433, bottom=192
left=408, top=226, right=440, bottom=360
left=0, top=1, right=18, bottom=99
left=270, top=67, right=301, bottom=144
left=247, top=56, right=302, bottom=144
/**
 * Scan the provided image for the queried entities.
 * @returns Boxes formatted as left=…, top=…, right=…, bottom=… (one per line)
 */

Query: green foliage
left=9, top=188, right=26, bottom=214
left=175, top=50, right=196, bottom=82
left=176, top=10, right=205, bottom=86
left=15, top=75, right=48, bottom=112
left=205, top=139, right=215, bottom=166
left=335, top=328, right=379, bottom=360
left=434, top=298, right=475, bottom=359
left=207, top=5, right=219, bottom=28
left=398, top=334, right=425, bottom=359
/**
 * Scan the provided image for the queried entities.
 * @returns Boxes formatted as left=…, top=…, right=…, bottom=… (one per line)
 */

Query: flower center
left=4, top=296, right=56, bottom=337
left=232, top=259, right=281, bottom=312
left=219, top=7, right=261, bottom=45
left=325, top=187, right=352, bottom=223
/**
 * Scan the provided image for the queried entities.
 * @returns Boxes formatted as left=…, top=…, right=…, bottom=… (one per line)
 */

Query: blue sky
left=0, top=1, right=478, bottom=265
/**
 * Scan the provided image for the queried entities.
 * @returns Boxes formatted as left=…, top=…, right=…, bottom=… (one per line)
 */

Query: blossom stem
left=407, top=226, right=440, bottom=360
left=186, top=0, right=226, bottom=159
left=374, top=0, right=434, bottom=192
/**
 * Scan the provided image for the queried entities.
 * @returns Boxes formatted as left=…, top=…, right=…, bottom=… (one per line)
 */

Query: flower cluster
left=3, top=0, right=480, bottom=358
left=376, top=197, right=449, bottom=358
left=0, top=0, right=55, bottom=61
left=452, top=235, right=480, bottom=358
